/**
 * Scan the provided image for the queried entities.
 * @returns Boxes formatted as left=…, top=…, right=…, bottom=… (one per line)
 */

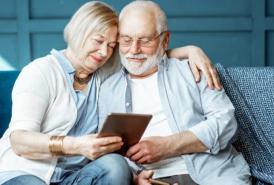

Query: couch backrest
left=216, top=64, right=274, bottom=184
left=0, top=71, right=20, bottom=136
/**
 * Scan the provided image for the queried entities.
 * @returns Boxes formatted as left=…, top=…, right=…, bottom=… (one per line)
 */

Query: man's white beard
left=120, top=47, right=163, bottom=76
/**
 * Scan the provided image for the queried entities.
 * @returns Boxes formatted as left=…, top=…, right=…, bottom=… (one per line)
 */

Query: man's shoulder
left=166, top=58, right=196, bottom=83
left=168, top=58, right=190, bottom=69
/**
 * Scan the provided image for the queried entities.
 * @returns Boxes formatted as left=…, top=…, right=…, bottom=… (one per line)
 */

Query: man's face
left=119, top=11, right=165, bottom=76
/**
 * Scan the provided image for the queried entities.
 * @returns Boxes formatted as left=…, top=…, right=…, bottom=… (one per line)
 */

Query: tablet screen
left=98, top=113, right=152, bottom=155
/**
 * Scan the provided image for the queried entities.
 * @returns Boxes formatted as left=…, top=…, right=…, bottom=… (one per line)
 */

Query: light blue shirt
left=50, top=49, right=98, bottom=183
left=98, top=55, right=251, bottom=185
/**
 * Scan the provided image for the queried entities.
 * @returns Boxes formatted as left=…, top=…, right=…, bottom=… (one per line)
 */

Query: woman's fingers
left=189, top=62, right=201, bottom=82
left=210, top=67, right=222, bottom=90
left=98, top=142, right=123, bottom=153
left=96, top=136, right=122, bottom=145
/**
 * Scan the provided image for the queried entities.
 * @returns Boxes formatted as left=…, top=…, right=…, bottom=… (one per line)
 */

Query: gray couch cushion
left=216, top=64, right=274, bottom=184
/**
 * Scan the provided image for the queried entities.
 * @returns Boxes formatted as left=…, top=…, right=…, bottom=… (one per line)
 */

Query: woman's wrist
left=48, top=136, right=65, bottom=155
left=62, top=136, right=79, bottom=156
left=186, top=45, right=203, bottom=58
left=167, top=46, right=189, bottom=59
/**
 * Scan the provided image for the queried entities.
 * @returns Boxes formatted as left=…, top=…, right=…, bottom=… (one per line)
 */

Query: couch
left=0, top=64, right=273, bottom=184
left=216, top=64, right=274, bottom=185
left=0, top=71, right=20, bottom=136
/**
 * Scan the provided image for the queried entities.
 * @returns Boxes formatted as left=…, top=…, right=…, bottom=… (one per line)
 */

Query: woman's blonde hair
left=64, top=1, right=118, bottom=55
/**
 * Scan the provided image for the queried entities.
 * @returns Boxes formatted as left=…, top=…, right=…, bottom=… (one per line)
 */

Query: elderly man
left=99, top=1, right=251, bottom=185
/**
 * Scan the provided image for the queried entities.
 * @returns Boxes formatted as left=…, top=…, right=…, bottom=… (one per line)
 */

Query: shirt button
left=126, top=102, right=130, bottom=107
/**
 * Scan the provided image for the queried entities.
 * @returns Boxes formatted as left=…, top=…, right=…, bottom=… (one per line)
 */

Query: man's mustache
left=124, top=54, right=148, bottom=60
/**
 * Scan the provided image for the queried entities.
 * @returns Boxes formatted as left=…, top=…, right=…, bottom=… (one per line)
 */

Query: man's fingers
left=137, top=170, right=154, bottom=185
left=137, top=155, right=149, bottom=164
left=140, top=170, right=154, bottom=179
left=130, top=151, right=144, bottom=162
left=126, top=144, right=141, bottom=158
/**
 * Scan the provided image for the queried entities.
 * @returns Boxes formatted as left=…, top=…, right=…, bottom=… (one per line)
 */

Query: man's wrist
left=166, top=133, right=185, bottom=156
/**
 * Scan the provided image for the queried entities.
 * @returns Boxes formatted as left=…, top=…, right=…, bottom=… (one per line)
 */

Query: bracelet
left=48, top=136, right=65, bottom=155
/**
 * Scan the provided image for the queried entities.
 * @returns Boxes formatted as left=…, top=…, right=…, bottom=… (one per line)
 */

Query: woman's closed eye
left=93, top=39, right=104, bottom=45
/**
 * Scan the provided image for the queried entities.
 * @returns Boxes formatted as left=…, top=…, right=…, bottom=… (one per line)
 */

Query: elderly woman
left=0, top=1, right=220, bottom=185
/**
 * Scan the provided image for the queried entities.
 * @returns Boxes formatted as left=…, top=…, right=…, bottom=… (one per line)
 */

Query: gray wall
left=0, top=0, right=273, bottom=70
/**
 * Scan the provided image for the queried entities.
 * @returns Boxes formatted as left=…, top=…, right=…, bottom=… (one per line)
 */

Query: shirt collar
left=50, top=49, right=75, bottom=74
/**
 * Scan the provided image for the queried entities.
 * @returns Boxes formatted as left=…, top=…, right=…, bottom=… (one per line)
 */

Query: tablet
left=98, top=113, right=152, bottom=155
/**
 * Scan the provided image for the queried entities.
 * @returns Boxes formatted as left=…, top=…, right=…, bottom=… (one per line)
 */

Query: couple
left=0, top=1, right=250, bottom=185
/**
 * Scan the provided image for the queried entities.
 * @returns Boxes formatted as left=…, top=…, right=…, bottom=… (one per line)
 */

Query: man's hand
left=135, top=170, right=178, bottom=185
left=135, top=170, right=154, bottom=185
left=126, top=136, right=170, bottom=164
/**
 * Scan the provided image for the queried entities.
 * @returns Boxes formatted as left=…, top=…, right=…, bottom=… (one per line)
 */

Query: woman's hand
left=167, top=45, right=222, bottom=90
left=187, top=46, right=222, bottom=90
left=10, top=130, right=123, bottom=160
left=64, top=134, right=123, bottom=160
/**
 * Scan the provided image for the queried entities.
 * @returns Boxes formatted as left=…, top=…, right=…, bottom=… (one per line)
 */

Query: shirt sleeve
left=9, top=64, right=50, bottom=132
left=188, top=74, right=237, bottom=154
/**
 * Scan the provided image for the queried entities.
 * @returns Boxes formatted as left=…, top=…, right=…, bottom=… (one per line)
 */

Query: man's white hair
left=119, top=0, right=168, bottom=34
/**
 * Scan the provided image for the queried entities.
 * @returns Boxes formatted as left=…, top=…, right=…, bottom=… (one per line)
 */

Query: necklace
left=74, top=74, right=92, bottom=84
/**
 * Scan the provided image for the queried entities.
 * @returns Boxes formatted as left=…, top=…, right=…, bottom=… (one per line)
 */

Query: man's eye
left=139, top=38, right=150, bottom=44
left=120, top=38, right=132, bottom=43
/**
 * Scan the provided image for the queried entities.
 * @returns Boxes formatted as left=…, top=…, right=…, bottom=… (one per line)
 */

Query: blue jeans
left=3, top=153, right=132, bottom=185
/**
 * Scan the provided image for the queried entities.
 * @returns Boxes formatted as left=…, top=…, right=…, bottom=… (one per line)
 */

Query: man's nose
left=129, top=40, right=141, bottom=54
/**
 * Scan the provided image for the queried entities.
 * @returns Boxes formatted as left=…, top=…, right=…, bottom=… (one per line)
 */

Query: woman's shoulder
left=26, top=54, right=59, bottom=72
left=21, top=54, right=63, bottom=80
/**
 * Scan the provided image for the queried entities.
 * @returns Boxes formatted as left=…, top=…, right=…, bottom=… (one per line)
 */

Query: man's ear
left=162, top=31, right=170, bottom=50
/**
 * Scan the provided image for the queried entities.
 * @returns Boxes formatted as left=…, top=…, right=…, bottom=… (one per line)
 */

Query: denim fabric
left=3, top=154, right=132, bottom=185
left=2, top=175, right=46, bottom=185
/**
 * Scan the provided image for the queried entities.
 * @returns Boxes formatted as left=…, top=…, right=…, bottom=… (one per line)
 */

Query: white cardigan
left=0, top=50, right=120, bottom=184
left=0, top=54, right=78, bottom=184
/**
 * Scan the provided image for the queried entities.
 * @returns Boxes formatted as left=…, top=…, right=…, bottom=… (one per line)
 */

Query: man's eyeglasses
left=118, top=31, right=167, bottom=48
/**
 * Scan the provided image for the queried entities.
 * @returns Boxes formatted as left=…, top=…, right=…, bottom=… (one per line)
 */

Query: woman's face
left=79, top=26, right=118, bottom=73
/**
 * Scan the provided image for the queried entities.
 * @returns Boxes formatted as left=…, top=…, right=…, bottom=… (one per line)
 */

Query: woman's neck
left=64, top=48, right=93, bottom=79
